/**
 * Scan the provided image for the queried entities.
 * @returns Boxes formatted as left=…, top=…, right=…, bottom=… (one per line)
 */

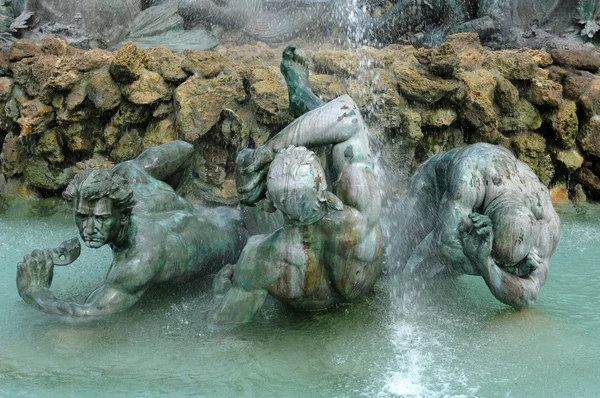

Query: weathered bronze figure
left=392, top=143, right=560, bottom=309
left=17, top=141, right=247, bottom=316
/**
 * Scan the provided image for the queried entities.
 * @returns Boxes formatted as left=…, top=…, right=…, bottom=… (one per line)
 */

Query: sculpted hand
left=236, top=147, right=274, bottom=205
left=17, top=249, right=56, bottom=297
left=460, top=213, right=493, bottom=268
left=516, top=247, right=540, bottom=277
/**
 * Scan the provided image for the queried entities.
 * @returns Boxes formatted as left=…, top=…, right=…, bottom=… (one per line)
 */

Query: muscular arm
left=129, top=140, right=194, bottom=182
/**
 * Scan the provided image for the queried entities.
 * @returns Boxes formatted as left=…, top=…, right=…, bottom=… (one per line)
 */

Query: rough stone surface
left=395, top=66, right=458, bottom=105
left=174, top=73, right=244, bottom=142
left=554, top=148, right=584, bottom=172
left=494, top=75, right=520, bottom=111
left=9, top=39, right=43, bottom=62
left=86, top=70, right=122, bottom=111
left=579, top=117, right=600, bottom=158
left=181, top=51, right=227, bottom=78
left=110, top=128, right=143, bottom=162
left=123, top=71, right=171, bottom=105
left=109, top=43, right=148, bottom=84
left=0, top=77, right=14, bottom=101
left=547, top=100, right=578, bottom=149
left=511, top=132, right=554, bottom=185
left=146, top=47, right=189, bottom=82
left=1, top=133, right=25, bottom=177
left=24, top=157, right=74, bottom=191
left=498, top=99, right=542, bottom=133
left=37, top=130, right=64, bottom=164
left=458, top=69, right=498, bottom=141
left=422, top=108, right=458, bottom=128
left=143, top=119, right=177, bottom=149
left=526, top=77, right=563, bottom=107
left=551, top=50, right=600, bottom=72
left=482, top=50, right=537, bottom=81
left=16, top=99, right=55, bottom=137
left=576, top=168, right=600, bottom=200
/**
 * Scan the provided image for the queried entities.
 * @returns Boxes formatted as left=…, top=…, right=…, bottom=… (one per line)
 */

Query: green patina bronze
left=392, top=143, right=561, bottom=309
left=16, top=141, right=248, bottom=317
left=210, top=49, right=383, bottom=324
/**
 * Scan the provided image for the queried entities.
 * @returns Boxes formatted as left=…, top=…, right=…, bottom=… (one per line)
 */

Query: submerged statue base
left=392, top=143, right=560, bottom=309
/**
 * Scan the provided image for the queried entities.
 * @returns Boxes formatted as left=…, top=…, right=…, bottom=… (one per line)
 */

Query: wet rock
left=444, top=32, right=483, bottom=71
left=419, top=127, right=464, bottom=160
left=0, top=77, right=13, bottom=101
left=573, top=184, right=587, bottom=203
left=493, top=74, right=520, bottom=111
left=109, top=43, right=148, bottom=84
left=174, top=73, right=244, bottom=142
left=112, top=101, right=151, bottom=126
left=526, top=76, right=563, bottom=107
left=546, top=100, right=578, bottom=149
left=563, top=71, right=594, bottom=100
left=5, top=85, right=28, bottom=123
left=11, top=55, right=59, bottom=97
left=575, top=168, right=600, bottom=200
left=422, top=108, right=458, bottom=128
left=1, top=132, right=24, bottom=177
left=551, top=49, right=600, bottom=72
left=37, top=129, right=64, bottom=164
left=110, top=128, right=143, bottom=162
left=549, top=181, right=569, bottom=204
left=9, top=39, right=42, bottom=62
left=24, top=157, right=74, bottom=191
left=394, top=66, right=459, bottom=105
left=86, top=70, right=121, bottom=111
left=554, top=148, right=584, bottom=172
left=457, top=69, right=499, bottom=141
left=62, top=121, right=101, bottom=153
left=482, top=50, right=537, bottom=81
left=16, top=99, right=55, bottom=137
left=309, top=74, right=346, bottom=102
left=143, top=119, right=177, bottom=149
left=580, top=78, right=600, bottom=117
left=0, top=51, right=9, bottom=76
left=73, top=155, right=115, bottom=173
left=78, top=49, right=114, bottom=72
left=123, top=71, right=171, bottom=105
left=525, top=49, right=553, bottom=68
left=312, top=50, right=361, bottom=78
left=65, top=80, right=88, bottom=111
left=510, top=132, right=554, bottom=185
left=146, top=47, right=188, bottom=83
left=250, top=79, right=292, bottom=126
left=414, top=43, right=457, bottom=77
left=579, top=117, right=600, bottom=158
left=153, top=102, right=174, bottom=119
left=546, top=66, right=568, bottom=84
left=498, top=98, right=542, bottom=133
left=181, top=51, right=227, bottom=78
left=45, top=58, right=82, bottom=92
left=40, top=37, right=71, bottom=57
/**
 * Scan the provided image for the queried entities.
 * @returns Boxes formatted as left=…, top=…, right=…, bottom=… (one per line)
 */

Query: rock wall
left=1, top=34, right=600, bottom=204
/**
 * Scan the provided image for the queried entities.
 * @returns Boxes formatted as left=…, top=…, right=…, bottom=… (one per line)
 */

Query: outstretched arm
left=130, top=140, right=194, bottom=183
left=17, top=249, right=147, bottom=316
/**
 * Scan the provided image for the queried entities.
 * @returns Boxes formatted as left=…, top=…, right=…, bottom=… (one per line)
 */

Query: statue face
left=73, top=197, right=122, bottom=248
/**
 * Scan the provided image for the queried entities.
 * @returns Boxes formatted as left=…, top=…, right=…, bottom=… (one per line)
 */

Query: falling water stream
left=0, top=198, right=598, bottom=397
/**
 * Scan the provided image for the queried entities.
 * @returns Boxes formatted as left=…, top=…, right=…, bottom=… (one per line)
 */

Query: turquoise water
left=0, top=198, right=599, bottom=397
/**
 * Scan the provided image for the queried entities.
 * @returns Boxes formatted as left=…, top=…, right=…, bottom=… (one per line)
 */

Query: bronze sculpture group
left=16, top=46, right=560, bottom=323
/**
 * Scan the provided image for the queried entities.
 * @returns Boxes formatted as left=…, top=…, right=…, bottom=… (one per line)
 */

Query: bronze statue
left=392, top=143, right=560, bottom=309
left=17, top=141, right=248, bottom=316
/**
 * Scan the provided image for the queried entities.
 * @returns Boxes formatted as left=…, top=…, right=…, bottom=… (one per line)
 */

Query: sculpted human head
left=63, top=170, right=135, bottom=248
left=486, top=203, right=536, bottom=267
left=266, top=146, right=327, bottom=225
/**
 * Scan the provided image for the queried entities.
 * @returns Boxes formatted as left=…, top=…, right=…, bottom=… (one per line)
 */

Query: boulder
left=86, top=70, right=122, bottom=111
left=498, top=98, right=542, bottom=133
left=250, top=78, right=292, bottom=125
left=580, top=78, right=600, bottom=117
left=554, top=148, right=584, bottom=172
left=457, top=69, right=499, bottom=141
left=563, top=70, right=594, bottom=100
left=444, top=32, right=483, bottom=71
left=422, top=108, right=458, bottom=128
left=510, top=132, right=554, bottom=185
left=394, top=66, right=459, bottom=105
left=493, top=74, right=520, bottom=111
left=110, top=128, right=143, bottom=162
left=525, top=49, right=553, bottom=68
left=62, top=121, right=101, bottom=153
left=78, top=49, right=114, bottom=72
left=9, top=39, right=42, bottom=62
left=546, top=100, right=578, bottom=149
left=482, top=50, right=537, bottom=81
left=0, top=77, right=13, bottom=101
left=1, top=133, right=25, bottom=177
left=10, top=55, right=59, bottom=97
left=123, top=71, right=171, bottom=105
left=181, top=51, right=227, bottom=78
left=551, top=49, right=600, bottom=72
left=37, top=129, right=64, bottom=164
left=526, top=76, right=563, bottom=107
left=111, top=101, right=152, bottom=126
left=575, top=168, right=600, bottom=200
left=109, top=43, right=148, bottom=84
left=174, top=73, right=244, bottom=142
left=16, top=99, right=55, bottom=137
left=414, top=43, right=458, bottom=77
left=146, top=47, right=188, bottom=83
left=579, top=117, right=600, bottom=158
left=24, top=157, right=74, bottom=191
left=143, top=119, right=177, bottom=149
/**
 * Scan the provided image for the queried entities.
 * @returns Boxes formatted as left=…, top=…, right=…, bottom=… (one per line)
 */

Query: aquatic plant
left=578, top=0, right=600, bottom=39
